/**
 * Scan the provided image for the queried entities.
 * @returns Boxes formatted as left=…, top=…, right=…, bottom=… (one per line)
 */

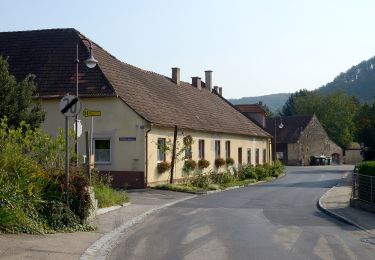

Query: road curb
left=317, top=173, right=375, bottom=237
left=96, top=202, right=131, bottom=216
left=158, top=173, right=287, bottom=195
left=80, top=195, right=196, bottom=260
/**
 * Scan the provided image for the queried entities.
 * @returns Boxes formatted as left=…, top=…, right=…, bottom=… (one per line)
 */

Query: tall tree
left=256, top=101, right=273, bottom=117
left=281, top=88, right=359, bottom=149
left=0, top=56, right=45, bottom=128
left=281, top=89, right=311, bottom=116
left=354, top=102, right=375, bottom=152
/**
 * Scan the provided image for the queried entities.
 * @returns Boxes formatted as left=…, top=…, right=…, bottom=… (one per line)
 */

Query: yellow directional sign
left=83, top=109, right=101, bottom=117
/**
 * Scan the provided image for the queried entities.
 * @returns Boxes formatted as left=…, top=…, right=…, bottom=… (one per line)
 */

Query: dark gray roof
left=266, top=115, right=313, bottom=143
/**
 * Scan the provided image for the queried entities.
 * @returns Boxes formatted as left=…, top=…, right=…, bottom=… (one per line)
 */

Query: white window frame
left=157, top=138, right=166, bottom=162
left=93, top=138, right=112, bottom=164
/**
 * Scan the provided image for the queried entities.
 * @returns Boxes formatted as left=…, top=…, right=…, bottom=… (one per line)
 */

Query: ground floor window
left=247, top=148, right=251, bottom=164
left=255, top=148, right=260, bottom=165
left=198, top=139, right=205, bottom=159
left=94, top=139, right=111, bottom=163
left=225, top=141, right=231, bottom=159
left=263, top=149, right=267, bottom=164
left=215, top=140, right=221, bottom=159
left=157, top=138, right=166, bottom=161
left=238, top=147, right=242, bottom=164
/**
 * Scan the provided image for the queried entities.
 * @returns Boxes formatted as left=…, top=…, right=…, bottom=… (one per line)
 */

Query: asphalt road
left=108, top=166, right=375, bottom=260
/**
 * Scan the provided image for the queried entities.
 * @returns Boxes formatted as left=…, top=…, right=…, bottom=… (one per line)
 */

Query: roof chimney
left=191, top=77, right=202, bottom=90
left=218, top=87, right=222, bottom=96
left=172, top=67, right=180, bottom=86
left=205, top=70, right=212, bottom=91
left=213, top=86, right=218, bottom=94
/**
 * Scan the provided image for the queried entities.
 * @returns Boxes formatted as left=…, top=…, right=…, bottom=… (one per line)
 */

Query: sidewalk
left=318, top=171, right=375, bottom=236
left=0, top=189, right=194, bottom=260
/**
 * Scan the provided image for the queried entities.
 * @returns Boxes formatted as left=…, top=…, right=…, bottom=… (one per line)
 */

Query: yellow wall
left=40, top=97, right=146, bottom=172
left=147, top=126, right=272, bottom=185
left=41, top=97, right=271, bottom=186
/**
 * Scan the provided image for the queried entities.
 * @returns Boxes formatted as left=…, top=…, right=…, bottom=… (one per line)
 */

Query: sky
left=1, top=0, right=375, bottom=99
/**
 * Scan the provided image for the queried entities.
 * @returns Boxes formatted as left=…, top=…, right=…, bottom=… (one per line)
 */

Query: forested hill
left=317, top=56, right=375, bottom=102
left=228, top=93, right=290, bottom=112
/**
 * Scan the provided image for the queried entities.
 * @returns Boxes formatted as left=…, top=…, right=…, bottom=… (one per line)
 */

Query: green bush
left=269, top=160, right=285, bottom=177
left=357, top=161, right=375, bottom=176
left=157, top=161, right=171, bottom=174
left=190, top=173, right=210, bottom=189
left=238, top=164, right=257, bottom=180
left=214, top=158, right=226, bottom=168
left=210, top=172, right=235, bottom=184
left=225, top=158, right=235, bottom=166
left=0, top=118, right=92, bottom=234
left=198, top=159, right=210, bottom=169
left=255, top=165, right=269, bottom=180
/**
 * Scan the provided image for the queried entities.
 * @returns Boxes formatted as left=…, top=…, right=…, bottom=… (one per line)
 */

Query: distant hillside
left=230, top=56, right=375, bottom=112
left=317, top=56, right=375, bottom=103
left=229, top=93, right=290, bottom=112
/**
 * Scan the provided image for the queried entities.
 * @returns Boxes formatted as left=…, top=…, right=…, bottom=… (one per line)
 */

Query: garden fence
left=352, top=173, right=375, bottom=205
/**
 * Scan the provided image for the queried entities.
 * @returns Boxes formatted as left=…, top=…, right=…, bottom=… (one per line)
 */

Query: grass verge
left=94, top=186, right=129, bottom=208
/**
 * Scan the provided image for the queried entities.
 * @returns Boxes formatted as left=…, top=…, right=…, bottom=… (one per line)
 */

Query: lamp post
left=274, top=116, right=284, bottom=162
left=75, top=38, right=98, bottom=174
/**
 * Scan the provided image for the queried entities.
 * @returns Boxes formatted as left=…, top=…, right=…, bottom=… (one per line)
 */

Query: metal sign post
left=65, top=116, right=69, bottom=205
left=60, top=94, right=82, bottom=206
left=83, top=109, right=101, bottom=176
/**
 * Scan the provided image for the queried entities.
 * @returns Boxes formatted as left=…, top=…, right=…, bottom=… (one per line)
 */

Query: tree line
left=279, top=88, right=375, bottom=155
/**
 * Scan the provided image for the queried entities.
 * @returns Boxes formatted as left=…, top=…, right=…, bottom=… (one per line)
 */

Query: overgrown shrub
left=269, top=160, right=285, bottom=177
left=357, top=161, right=375, bottom=176
left=225, top=158, right=235, bottom=166
left=190, top=173, right=210, bottom=189
left=210, top=172, right=235, bottom=184
left=238, top=164, right=257, bottom=180
left=255, top=165, right=269, bottom=180
left=157, top=161, right=171, bottom=174
left=214, top=158, right=226, bottom=168
left=198, top=159, right=210, bottom=169
left=0, top=118, right=92, bottom=234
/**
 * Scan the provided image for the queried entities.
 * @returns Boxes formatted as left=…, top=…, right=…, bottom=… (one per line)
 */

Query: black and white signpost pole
left=60, top=94, right=82, bottom=206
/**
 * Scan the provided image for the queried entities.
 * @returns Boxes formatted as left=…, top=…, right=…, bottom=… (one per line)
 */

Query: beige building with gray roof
left=0, top=28, right=272, bottom=187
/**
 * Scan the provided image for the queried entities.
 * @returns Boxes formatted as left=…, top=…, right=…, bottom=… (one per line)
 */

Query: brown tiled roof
left=0, top=29, right=115, bottom=97
left=0, top=28, right=270, bottom=138
left=235, top=104, right=266, bottom=114
left=265, top=115, right=313, bottom=143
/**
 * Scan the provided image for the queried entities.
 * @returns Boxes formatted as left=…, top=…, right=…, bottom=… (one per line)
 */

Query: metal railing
left=352, top=172, right=375, bottom=205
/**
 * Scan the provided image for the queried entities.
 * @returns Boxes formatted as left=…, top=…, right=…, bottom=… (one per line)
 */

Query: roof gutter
left=144, top=123, right=153, bottom=188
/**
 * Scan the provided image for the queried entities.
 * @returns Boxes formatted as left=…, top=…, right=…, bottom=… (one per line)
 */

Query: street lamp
left=274, top=116, right=284, bottom=162
left=75, top=38, right=98, bottom=174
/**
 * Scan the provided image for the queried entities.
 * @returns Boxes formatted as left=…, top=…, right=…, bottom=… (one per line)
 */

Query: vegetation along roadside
left=155, top=161, right=285, bottom=193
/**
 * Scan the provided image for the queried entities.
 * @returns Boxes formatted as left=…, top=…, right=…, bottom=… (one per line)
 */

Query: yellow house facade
left=0, top=28, right=272, bottom=188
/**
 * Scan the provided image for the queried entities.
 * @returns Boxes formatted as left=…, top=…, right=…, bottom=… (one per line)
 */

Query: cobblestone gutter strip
left=80, top=196, right=196, bottom=260
left=96, top=203, right=131, bottom=216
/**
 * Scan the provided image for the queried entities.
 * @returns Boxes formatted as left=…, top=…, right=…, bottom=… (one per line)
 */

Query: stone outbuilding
left=265, top=115, right=342, bottom=165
